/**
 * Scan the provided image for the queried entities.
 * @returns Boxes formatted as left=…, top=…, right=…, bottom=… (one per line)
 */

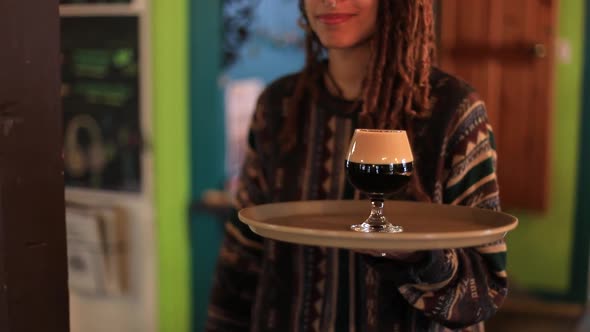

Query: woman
left=206, top=0, right=507, bottom=331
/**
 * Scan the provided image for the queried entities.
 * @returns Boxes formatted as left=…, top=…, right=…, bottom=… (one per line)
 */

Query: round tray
left=238, top=200, right=518, bottom=250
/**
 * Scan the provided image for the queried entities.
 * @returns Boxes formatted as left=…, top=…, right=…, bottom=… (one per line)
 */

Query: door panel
left=439, top=0, right=556, bottom=210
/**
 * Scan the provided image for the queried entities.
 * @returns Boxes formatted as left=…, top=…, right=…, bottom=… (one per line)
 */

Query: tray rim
left=238, top=200, right=518, bottom=249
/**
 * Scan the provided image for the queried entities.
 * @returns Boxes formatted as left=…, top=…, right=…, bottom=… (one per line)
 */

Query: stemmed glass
left=344, top=129, right=414, bottom=233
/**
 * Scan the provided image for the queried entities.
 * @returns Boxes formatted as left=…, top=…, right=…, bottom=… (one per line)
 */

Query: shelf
left=59, top=3, right=145, bottom=17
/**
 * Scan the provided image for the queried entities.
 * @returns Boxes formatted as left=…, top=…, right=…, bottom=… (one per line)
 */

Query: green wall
left=153, top=0, right=191, bottom=330
left=153, top=1, right=223, bottom=331
left=507, top=0, right=586, bottom=294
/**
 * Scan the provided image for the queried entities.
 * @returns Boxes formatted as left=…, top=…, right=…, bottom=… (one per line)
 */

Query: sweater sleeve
left=205, top=92, right=272, bottom=332
left=394, top=94, right=508, bottom=328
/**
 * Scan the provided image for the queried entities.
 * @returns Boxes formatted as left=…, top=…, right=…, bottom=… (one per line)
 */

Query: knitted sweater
left=206, top=68, right=507, bottom=332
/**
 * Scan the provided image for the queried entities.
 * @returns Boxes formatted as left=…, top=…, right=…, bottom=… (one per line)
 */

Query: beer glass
left=344, top=129, right=414, bottom=233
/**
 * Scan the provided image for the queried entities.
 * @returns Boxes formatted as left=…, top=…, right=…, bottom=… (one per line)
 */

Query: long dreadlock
left=281, top=0, right=435, bottom=201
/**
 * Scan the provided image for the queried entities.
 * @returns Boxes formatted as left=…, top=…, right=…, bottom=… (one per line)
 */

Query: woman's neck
left=325, top=45, right=371, bottom=101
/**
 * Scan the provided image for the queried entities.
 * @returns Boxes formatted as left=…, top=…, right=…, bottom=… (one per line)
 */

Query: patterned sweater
left=206, top=68, right=508, bottom=332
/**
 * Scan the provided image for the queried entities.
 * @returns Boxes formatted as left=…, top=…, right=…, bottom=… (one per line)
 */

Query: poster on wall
left=66, top=204, right=128, bottom=297
left=61, top=17, right=142, bottom=192
left=222, top=0, right=305, bottom=187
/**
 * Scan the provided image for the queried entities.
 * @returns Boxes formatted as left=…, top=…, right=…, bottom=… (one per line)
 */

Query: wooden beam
left=0, top=0, right=69, bottom=331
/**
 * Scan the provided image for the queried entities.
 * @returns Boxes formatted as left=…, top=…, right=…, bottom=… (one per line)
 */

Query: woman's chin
left=319, top=36, right=371, bottom=51
left=322, top=40, right=360, bottom=50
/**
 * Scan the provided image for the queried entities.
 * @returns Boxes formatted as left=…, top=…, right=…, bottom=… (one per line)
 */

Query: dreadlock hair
left=281, top=0, right=436, bottom=201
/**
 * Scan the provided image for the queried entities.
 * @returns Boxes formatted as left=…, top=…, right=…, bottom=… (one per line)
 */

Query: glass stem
left=367, top=194, right=387, bottom=226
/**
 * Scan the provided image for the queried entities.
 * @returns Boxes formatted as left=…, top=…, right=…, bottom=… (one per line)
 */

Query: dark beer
left=345, top=161, right=413, bottom=194
left=345, top=129, right=414, bottom=232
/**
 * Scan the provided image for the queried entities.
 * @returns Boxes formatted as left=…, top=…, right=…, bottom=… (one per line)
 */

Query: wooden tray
left=238, top=200, right=518, bottom=250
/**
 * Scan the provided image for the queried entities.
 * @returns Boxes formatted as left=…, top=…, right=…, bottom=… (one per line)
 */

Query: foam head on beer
left=346, top=129, right=413, bottom=165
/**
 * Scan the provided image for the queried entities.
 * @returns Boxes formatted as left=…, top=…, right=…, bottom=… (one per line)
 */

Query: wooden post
left=0, top=0, right=69, bottom=331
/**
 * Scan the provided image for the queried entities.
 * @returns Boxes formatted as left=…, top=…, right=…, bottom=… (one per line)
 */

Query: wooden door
left=438, top=0, right=557, bottom=211
left=0, top=0, right=69, bottom=331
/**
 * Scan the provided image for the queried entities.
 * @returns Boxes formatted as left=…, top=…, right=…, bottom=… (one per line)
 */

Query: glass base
left=351, top=195, right=403, bottom=233
left=350, top=223, right=404, bottom=233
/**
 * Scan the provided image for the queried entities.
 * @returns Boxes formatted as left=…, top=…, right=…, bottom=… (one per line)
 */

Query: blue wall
left=190, top=1, right=305, bottom=330
left=224, top=0, right=304, bottom=82
left=570, top=0, right=590, bottom=302
left=190, top=1, right=225, bottom=331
